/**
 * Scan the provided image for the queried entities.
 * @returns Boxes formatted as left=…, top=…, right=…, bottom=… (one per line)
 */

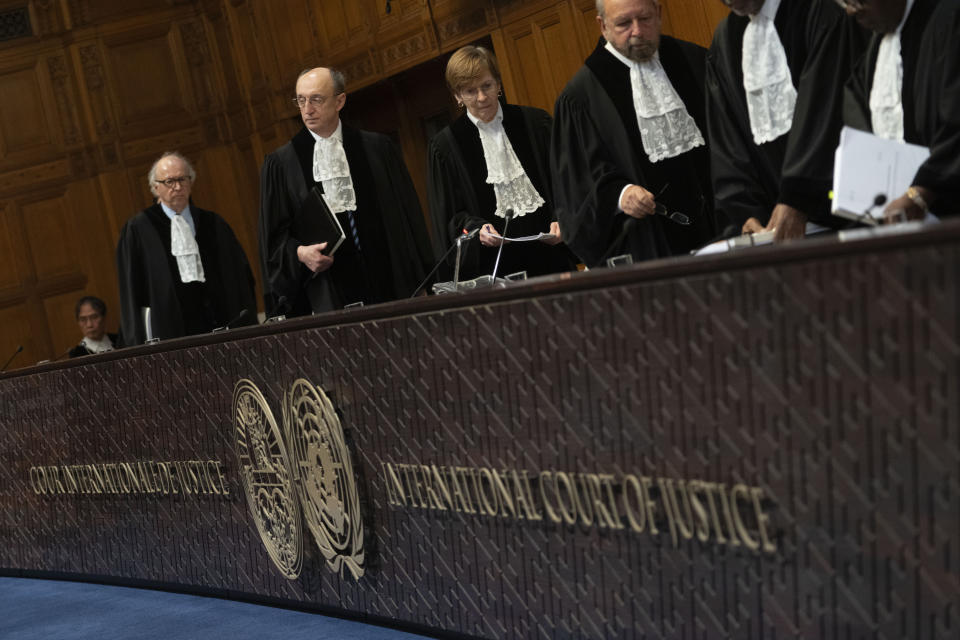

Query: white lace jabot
left=604, top=42, right=704, bottom=163
left=311, top=120, right=357, bottom=214
left=742, top=0, right=796, bottom=145
left=81, top=335, right=114, bottom=354
left=870, top=0, right=916, bottom=141
left=468, top=104, right=544, bottom=219
left=163, top=202, right=205, bottom=284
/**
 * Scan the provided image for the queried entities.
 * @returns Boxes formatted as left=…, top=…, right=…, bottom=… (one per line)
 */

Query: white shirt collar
left=466, top=103, right=504, bottom=129
left=160, top=202, right=194, bottom=235
left=753, top=0, right=782, bottom=21
left=895, top=0, right=916, bottom=33
left=308, top=119, right=343, bottom=144
left=604, top=41, right=659, bottom=69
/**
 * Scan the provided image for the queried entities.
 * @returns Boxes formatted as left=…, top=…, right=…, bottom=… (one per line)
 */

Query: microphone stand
left=1, top=345, right=23, bottom=373
left=490, top=209, right=514, bottom=282
left=410, top=228, right=479, bottom=298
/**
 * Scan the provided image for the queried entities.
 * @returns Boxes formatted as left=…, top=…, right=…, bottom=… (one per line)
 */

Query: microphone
left=51, top=343, right=79, bottom=362
left=598, top=217, right=637, bottom=265
left=213, top=309, right=250, bottom=333
left=410, top=227, right=480, bottom=298
left=266, top=296, right=289, bottom=323
left=1, top=345, right=23, bottom=373
left=858, top=193, right=887, bottom=227
left=490, top=209, right=515, bottom=281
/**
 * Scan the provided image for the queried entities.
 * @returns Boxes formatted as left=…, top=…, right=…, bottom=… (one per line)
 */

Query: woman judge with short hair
left=428, top=45, right=575, bottom=281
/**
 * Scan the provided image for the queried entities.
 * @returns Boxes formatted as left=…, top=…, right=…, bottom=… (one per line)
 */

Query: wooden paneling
left=0, top=202, right=24, bottom=293
left=20, top=193, right=81, bottom=280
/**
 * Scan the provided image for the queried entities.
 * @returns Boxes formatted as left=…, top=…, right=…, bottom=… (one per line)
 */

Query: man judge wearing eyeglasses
left=258, top=67, right=434, bottom=317
left=116, top=151, right=257, bottom=344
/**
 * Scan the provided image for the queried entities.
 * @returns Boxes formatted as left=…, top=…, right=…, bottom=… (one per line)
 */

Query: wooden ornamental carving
left=45, top=55, right=81, bottom=147
left=0, top=6, right=31, bottom=42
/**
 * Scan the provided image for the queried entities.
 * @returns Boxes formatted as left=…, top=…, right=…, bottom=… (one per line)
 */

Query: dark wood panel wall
left=0, top=0, right=727, bottom=367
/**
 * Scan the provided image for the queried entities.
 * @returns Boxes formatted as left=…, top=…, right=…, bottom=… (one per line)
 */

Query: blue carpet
left=0, top=577, right=430, bottom=640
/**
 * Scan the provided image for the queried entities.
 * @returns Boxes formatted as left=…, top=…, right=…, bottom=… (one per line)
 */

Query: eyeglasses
left=154, top=176, right=191, bottom=188
left=652, top=183, right=691, bottom=226
left=458, top=81, right=499, bottom=102
left=293, top=94, right=337, bottom=108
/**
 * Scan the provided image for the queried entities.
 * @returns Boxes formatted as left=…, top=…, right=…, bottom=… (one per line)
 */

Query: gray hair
left=148, top=151, right=196, bottom=197
left=297, top=67, right=346, bottom=95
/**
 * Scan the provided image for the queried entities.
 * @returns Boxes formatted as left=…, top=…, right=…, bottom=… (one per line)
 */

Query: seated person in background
left=427, top=45, right=575, bottom=280
left=706, top=0, right=867, bottom=241
left=116, top=151, right=258, bottom=344
left=842, top=0, right=960, bottom=220
left=69, top=296, right=119, bottom=357
left=552, top=0, right=718, bottom=268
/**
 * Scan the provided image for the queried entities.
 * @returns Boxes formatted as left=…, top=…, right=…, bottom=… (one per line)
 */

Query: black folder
left=301, top=185, right=346, bottom=256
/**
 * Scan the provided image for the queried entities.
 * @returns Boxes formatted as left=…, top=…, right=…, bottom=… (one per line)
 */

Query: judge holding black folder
left=428, top=46, right=575, bottom=281
left=258, top=67, right=434, bottom=316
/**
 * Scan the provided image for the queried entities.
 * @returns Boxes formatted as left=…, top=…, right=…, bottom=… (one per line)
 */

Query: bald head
left=597, top=0, right=662, bottom=63
left=294, top=67, right=347, bottom=137
left=596, top=0, right=660, bottom=18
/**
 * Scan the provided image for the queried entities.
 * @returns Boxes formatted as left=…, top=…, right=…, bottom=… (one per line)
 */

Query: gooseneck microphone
left=490, top=208, right=515, bottom=281
left=1, top=344, right=24, bottom=373
left=410, top=228, right=479, bottom=298
left=859, top=193, right=887, bottom=227
left=213, top=308, right=250, bottom=333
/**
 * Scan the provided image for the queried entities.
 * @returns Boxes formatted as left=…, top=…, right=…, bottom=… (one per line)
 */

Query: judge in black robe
left=259, top=67, right=434, bottom=317
left=428, top=46, right=575, bottom=280
left=843, top=0, right=960, bottom=218
left=552, top=5, right=716, bottom=268
left=116, top=198, right=257, bottom=346
left=707, top=0, right=867, bottom=238
left=69, top=295, right=121, bottom=358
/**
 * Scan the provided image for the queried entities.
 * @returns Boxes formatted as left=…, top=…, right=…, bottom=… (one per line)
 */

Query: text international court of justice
left=0, top=0, right=958, bottom=638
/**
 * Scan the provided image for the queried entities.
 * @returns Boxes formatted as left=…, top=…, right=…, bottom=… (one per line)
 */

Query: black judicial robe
left=259, top=125, right=434, bottom=316
left=552, top=37, right=716, bottom=268
left=844, top=0, right=960, bottom=214
left=116, top=204, right=257, bottom=345
left=68, top=333, right=121, bottom=358
left=706, top=0, right=866, bottom=228
left=427, top=104, right=576, bottom=279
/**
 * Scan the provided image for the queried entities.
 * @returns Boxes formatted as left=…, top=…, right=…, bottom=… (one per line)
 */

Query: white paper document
left=488, top=231, right=554, bottom=243
left=832, top=126, right=930, bottom=223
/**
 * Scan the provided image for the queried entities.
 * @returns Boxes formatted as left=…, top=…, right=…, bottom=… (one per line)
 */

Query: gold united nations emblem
left=233, top=378, right=364, bottom=581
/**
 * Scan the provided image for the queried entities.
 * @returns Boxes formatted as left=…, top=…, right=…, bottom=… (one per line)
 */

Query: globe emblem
left=285, top=379, right=365, bottom=580
left=233, top=379, right=303, bottom=579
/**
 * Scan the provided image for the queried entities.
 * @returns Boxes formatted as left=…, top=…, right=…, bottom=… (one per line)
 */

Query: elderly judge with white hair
left=116, top=151, right=257, bottom=344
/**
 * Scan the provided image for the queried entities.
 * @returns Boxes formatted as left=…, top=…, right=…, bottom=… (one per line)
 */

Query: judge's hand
left=742, top=217, right=765, bottom=234
left=479, top=223, right=504, bottom=247
left=882, top=195, right=925, bottom=224
left=540, top=221, right=563, bottom=246
left=297, top=243, right=334, bottom=273
left=766, top=204, right=807, bottom=243
left=620, top=185, right=656, bottom=219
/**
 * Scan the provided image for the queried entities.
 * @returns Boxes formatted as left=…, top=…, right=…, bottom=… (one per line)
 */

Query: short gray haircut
left=297, top=67, right=346, bottom=95
left=148, top=151, right=196, bottom=197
